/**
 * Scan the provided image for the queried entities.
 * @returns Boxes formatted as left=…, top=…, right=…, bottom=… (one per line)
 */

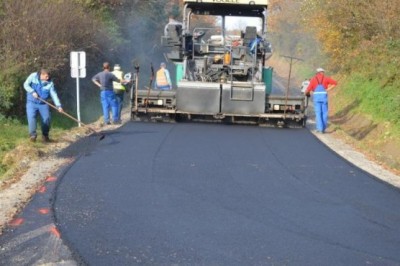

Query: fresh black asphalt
left=1, top=121, right=400, bottom=265
left=56, top=122, right=400, bottom=265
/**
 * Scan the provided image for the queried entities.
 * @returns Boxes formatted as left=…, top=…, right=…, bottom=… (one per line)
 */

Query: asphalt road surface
left=2, top=122, right=400, bottom=265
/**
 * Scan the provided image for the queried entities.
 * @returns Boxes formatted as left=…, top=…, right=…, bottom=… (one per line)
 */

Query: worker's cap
left=160, top=62, right=166, bottom=67
left=114, top=64, right=121, bottom=70
left=316, top=67, right=325, bottom=73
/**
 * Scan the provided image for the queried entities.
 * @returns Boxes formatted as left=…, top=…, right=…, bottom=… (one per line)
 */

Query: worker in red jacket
left=305, top=68, right=337, bottom=133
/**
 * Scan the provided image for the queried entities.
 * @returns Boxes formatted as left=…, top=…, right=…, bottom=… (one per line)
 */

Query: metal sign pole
left=76, top=75, right=81, bottom=127
left=70, top=51, right=86, bottom=127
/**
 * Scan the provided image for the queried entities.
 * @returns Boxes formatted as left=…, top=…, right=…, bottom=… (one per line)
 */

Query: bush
left=0, top=69, right=26, bottom=117
left=0, top=0, right=113, bottom=117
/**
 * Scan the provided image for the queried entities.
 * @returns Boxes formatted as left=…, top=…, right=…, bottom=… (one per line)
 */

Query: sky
left=224, top=17, right=263, bottom=31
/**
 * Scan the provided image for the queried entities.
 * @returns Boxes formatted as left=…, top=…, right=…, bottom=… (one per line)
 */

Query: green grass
left=0, top=113, right=75, bottom=178
left=0, top=116, right=27, bottom=176
left=332, top=72, right=400, bottom=141
left=295, top=64, right=315, bottom=82
left=339, top=74, right=400, bottom=129
left=0, top=100, right=106, bottom=180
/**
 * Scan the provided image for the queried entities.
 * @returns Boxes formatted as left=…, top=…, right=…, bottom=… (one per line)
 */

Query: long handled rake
left=38, top=97, right=105, bottom=140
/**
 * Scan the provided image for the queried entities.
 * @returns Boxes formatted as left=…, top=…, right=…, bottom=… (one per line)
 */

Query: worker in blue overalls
left=24, top=69, right=63, bottom=142
left=305, top=68, right=338, bottom=133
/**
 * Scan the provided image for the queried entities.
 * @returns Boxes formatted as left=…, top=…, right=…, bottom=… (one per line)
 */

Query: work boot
left=42, top=136, right=51, bottom=143
left=30, top=136, right=37, bottom=142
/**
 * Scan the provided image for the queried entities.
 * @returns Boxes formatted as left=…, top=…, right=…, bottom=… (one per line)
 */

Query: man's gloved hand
left=32, top=92, right=39, bottom=99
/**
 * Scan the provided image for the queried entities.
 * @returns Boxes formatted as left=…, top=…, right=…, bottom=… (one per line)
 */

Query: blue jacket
left=24, top=72, right=62, bottom=107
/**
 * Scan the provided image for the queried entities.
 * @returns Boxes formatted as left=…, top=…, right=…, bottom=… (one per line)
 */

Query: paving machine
left=131, top=0, right=307, bottom=127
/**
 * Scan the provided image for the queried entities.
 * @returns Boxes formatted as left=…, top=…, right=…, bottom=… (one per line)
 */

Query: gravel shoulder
left=0, top=112, right=129, bottom=235
left=307, top=119, right=400, bottom=188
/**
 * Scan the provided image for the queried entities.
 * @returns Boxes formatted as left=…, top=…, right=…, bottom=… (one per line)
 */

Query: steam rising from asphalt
left=65, top=9, right=171, bottom=123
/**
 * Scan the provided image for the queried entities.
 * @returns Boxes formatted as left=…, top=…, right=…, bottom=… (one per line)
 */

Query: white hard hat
left=114, top=64, right=121, bottom=70
left=316, top=67, right=325, bottom=73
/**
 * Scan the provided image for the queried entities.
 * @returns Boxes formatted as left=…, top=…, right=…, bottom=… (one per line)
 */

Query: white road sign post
left=70, top=51, right=86, bottom=127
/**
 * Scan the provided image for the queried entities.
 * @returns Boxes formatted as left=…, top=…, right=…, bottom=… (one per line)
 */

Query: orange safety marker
left=38, top=208, right=50, bottom=215
left=46, top=176, right=57, bottom=182
left=9, top=217, right=24, bottom=227
left=50, top=226, right=61, bottom=238
left=38, top=186, right=47, bottom=193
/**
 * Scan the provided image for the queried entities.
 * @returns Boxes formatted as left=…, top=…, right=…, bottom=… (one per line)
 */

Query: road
left=1, top=122, right=400, bottom=265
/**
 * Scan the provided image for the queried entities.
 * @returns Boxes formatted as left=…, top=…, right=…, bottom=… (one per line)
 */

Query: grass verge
left=0, top=113, right=75, bottom=182
left=330, top=73, right=400, bottom=172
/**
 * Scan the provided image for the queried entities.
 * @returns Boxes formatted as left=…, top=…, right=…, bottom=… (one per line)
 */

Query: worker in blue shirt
left=23, top=69, right=63, bottom=142
left=92, top=62, right=125, bottom=125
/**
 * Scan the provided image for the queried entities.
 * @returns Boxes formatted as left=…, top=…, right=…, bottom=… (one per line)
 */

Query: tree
left=268, top=0, right=321, bottom=65
left=0, top=0, right=112, bottom=117
left=300, top=0, right=400, bottom=70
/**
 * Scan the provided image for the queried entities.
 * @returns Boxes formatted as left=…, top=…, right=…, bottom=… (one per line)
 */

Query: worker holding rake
left=23, top=69, right=63, bottom=143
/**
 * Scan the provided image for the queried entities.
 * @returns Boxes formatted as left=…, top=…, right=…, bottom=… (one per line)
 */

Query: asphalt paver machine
left=131, top=0, right=307, bottom=127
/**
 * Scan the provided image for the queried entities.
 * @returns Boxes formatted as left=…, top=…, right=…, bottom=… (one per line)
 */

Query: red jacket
left=305, top=73, right=337, bottom=93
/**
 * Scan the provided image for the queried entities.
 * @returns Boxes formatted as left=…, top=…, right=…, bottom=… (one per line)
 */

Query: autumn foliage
left=0, top=0, right=180, bottom=118
left=269, top=0, right=400, bottom=70
left=269, top=0, right=400, bottom=127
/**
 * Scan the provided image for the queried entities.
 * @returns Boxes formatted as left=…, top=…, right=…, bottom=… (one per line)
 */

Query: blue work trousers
left=26, top=102, right=51, bottom=137
left=100, top=90, right=118, bottom=123
left=314, top=100, right=329, bottom=133
left=115, top=93, right=124, bottom=121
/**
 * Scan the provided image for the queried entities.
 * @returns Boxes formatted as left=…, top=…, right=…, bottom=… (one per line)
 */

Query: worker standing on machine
left=305, top=68, right=337, bottom=133
left=154, top=62, right=172, bottom=90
